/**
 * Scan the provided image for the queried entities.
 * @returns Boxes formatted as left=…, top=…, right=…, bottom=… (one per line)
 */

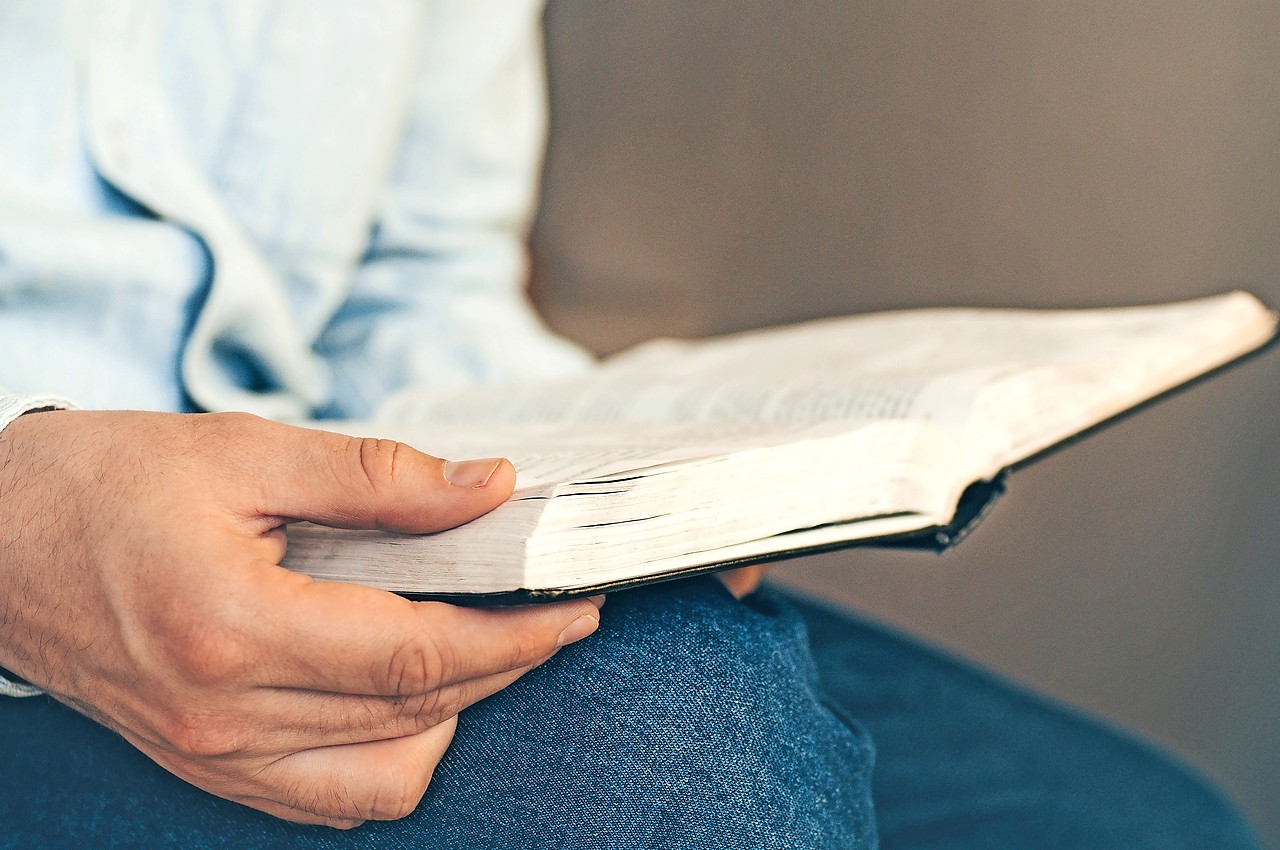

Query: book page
left=323, top=418, right=914, bottom=494
left=378, top=315, right=1013, bottom=429
left=957, top=292, right=1277, bottom=476
left=376, top=293, right=1274, bottom=476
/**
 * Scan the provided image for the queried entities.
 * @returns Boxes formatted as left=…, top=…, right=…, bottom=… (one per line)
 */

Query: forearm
left=0, top=392, right=77, bottom=697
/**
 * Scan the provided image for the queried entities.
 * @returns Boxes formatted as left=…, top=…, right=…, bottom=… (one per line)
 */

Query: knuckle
left=382, top=635, right=448, bottom=696
left=350, top=437, right=405, bottom=497
left=166, top=615, right=249, bottom=686
left=187, top=641, right=246, bottom=686
left=209, top=410, right=267, bottom=432
left=162, top=708, right=246, bottom=759
left=364, top=770, right=429, bottom=821
left=392, top=688, right=452, bottom=730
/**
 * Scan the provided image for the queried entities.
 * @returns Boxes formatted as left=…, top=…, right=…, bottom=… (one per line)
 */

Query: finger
left=717, top=566, right=765, bottom=598
left=270, top=664, right=529, bottom=749
left=207, top=414, right=516, bottom=533
left=244, top=716, right=459, bottom=824
left=180, top=663, right=539, bottom=758
left=231, top=798, right=363, bottom=829
left=243, top=568, right=602, bottom=695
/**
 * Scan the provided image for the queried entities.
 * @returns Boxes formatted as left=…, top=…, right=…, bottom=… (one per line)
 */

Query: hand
left=0, top=410, right=603, bottom=828
left=717, top=566, right=766, bottom=599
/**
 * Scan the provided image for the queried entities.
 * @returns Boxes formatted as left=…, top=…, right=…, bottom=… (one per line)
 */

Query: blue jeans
left=0, top=578, right=1259, bottom=849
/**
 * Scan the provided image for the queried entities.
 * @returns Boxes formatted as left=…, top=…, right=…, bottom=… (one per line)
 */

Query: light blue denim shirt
left=0, top=0, right=593, bottom=696
left=0, top=0, right=590, bottom=422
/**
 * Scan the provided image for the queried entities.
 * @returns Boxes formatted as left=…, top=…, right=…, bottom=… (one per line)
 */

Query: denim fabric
left=0, top=579, right=1257, bottom=849
left=795, top=593, right=1261, bottom=850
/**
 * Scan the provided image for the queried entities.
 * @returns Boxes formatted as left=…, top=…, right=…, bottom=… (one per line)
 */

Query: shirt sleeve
left=0, top=393, right=75, bottom=432
left=0, top=391, right=77, bottom=697
left=315, top=0, right=594, bottom=419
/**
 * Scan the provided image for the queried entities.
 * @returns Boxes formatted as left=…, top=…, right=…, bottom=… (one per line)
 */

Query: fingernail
left=587, top=595, right=606, bottom=609
left=442, top=458, right=502, bottom=488
left=556, top=614, right=600, bottom=648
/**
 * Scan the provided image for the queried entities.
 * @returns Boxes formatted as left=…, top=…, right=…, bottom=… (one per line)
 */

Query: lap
left=0, top=578, right=1259, bottom=850
left=0, top=579, right=873, bottom=849
left=796, top=592, right=1260, bottom=850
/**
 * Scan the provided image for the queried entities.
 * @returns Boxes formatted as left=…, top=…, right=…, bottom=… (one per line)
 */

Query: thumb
left=231, top=417, right=515, bottom=533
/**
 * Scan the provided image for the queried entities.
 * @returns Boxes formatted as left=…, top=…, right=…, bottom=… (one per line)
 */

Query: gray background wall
left=532, top=2, right=1280, bottom=843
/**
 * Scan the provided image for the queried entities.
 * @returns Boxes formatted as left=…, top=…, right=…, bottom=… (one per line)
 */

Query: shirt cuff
left=0, top=670, right=43, bottom=698
left=0, top=393, right=78, bottom=697
left=0, top=394, right=77, bottom=433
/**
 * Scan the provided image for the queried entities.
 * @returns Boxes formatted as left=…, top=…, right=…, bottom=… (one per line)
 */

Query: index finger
left=241, top=566, right=602, bottom=696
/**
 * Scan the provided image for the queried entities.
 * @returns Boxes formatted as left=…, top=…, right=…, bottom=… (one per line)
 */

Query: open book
left=283, top=291, right=1277, bottom=600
